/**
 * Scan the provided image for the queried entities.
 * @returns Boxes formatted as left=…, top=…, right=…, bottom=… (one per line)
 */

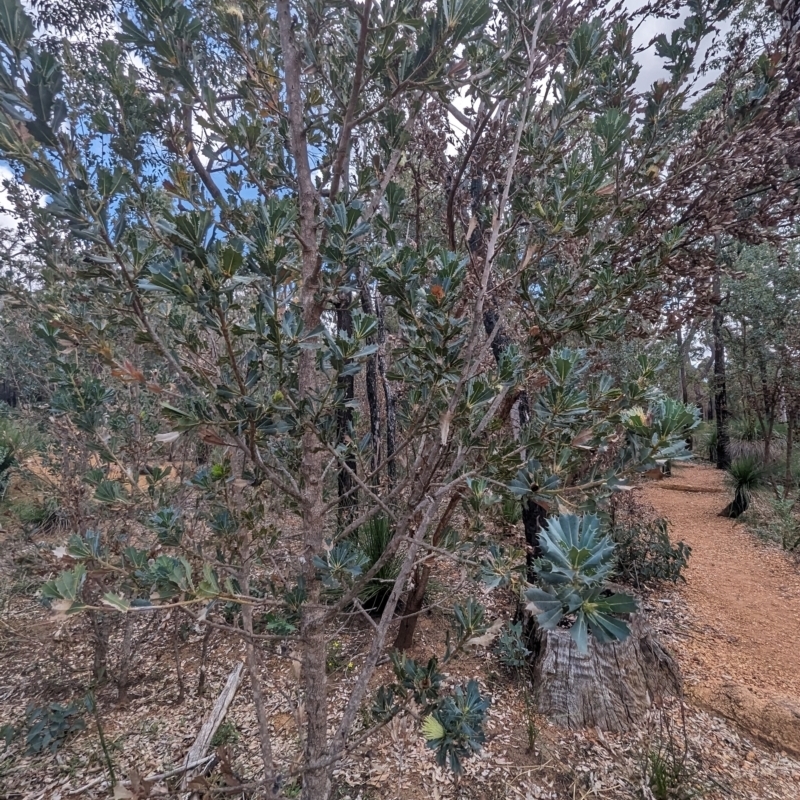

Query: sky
left=0, top=166, right=16, bottom=231
left=0, top=2, right=736, bottom=236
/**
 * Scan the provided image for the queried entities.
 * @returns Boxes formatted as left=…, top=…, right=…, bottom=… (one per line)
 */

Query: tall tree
left=3, top=0, right=800, bottom=796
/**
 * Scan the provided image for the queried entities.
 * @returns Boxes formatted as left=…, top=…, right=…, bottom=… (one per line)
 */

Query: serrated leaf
left=101, top=593, right=131, bottom=613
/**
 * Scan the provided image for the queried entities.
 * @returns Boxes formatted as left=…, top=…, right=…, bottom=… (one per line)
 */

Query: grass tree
left=3, top=0, right=800, bottom=796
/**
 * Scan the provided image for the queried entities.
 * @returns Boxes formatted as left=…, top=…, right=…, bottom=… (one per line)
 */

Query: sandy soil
left=642, top=462, right=800, bottom=748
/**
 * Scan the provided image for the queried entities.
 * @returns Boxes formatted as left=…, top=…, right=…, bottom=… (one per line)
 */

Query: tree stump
left=527, top=613, right=682, bottom=732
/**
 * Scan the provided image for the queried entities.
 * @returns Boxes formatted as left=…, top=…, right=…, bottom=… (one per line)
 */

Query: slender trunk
left=393, top=490, right=464, bottom=651
left=197, top=625, right=213, bottom=696
left=393, top=562, right=431, bottom=651
left=468, top=160, right=546, bottom=570
left=277, top=2, right=330, bottom=794
left=413, top=163, right=422, bottom=249
left=677, top=329, right=689, bottom=405
left=242, top=605, right=277, bottom=795
left=172, top=614, right=185, bottom=704
left=676, top=328, right=692, bottom=449
left=90, top=611, right=110, bottom=687
left=483, top=307, right=546, bottom=571
left=359, top=279, right=382, bottom=480
left=336, top=294, right=357, bottom=526
left=376, top=293, right=397, bottom=487
left=712, top=268, right=730, bottom=470
left=757, top=349, right=774, bottom=464
left=785, top=411, right=794, bottom=499
left=115, top=615, right=133, bottom=705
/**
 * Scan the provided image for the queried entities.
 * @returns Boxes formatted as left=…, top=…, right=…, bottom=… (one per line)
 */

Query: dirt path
left=641, top=462, right=800, bottom=752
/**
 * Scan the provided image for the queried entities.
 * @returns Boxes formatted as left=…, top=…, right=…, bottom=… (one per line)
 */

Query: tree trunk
left=359, top=278, right=381, bottom=480
left=393, top=490, right=464, bottom=650
left=720, top=489, right=750, bottom=518
left=677, top=329, right=689, bottom=406
left=90, top=611, right=110, bottom=687
left=240, top=535, right=277, bottom=795
left=115, top=614, right=133, bottom=704
left=785, top=411, right=794, bottom=499
left=677, top=328, right=693, bottom=451
left=527, top=614, right=682, bottom=731
left=336, top=294, right=357, bottom=527
left=712, top=268, right=730, bottom=470
left=375, top=292, right=397, bottom=487
left=482, top=306, right=546, bottom=571
left=277, top=0, right=330, bottom=794
left=757, top=348, right=776, bottom=465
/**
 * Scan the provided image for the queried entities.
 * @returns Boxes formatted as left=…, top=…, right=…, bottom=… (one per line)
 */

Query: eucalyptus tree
left=2, top=0, right=800, bottom=796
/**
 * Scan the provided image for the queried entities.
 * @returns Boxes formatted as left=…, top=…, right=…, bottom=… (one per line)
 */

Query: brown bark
left=677, top=328, right=689, bottom=405
left=90, top=610, right=110, bottom=687
left=359, top=278, right=381, bottom=479
left=240, top=536, right=277, bottom=796
left=328, top=0, right=373, bottom=200
left=197, top=625, right=213, bottom=696
left=336, top=294, right=358, bottom=526
left=277, top=2, right=330, bottom=796
left=393, top=490, right=464, bottom=650
left=115, top=615, right=133, bottom=705
left=785, top=410, right=795, bottom=499
left=173, top=614, right=185, bottom=705
left=375, top=292, right=397, bottom=487
left=528, top=614, right=682, bottom=731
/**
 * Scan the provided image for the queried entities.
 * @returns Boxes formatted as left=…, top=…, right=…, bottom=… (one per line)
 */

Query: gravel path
left=642, top=461, right=800, bottom=724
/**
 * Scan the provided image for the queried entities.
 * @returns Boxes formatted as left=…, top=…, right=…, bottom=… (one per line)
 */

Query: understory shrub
left=525, top=513, right=639, bottom=652
left=611, top=518, right=691, bottom=587
left=493, top=621, right=531, bottom=671
left=354, top=516, right=402, bottom=614
left=721, top=456, right=763, bottom=518
left=742, top=496, right=800, bottom=551
left=24, top=702, right=86, bottom=754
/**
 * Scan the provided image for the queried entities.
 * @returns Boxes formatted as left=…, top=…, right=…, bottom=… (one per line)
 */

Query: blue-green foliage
left=525, top=513, right=638, bottom=652
left=421, top=679, right=490, bottom=774
left=494, top=621, right=531, bottom=670
left=25, top=702, right=85, bottom=754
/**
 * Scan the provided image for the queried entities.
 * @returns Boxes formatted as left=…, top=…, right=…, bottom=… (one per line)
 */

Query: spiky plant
left=705, top=426, right=719, bottom=463
left=355, top=516, right=401, bottom=614
left=721, top=456, right=763, bottom=518
left=524, top=513, right=638, bottom=652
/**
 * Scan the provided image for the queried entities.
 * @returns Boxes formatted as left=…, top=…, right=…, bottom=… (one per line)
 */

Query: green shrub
left=25, top=702, right=85, bottom=754
left=11, top=496, right=61, bottom=532
left=611, top=518, right=691, bottom=587
left=743, top=497, right=800, bottom=551
left=420, top=679, right=489, bottom=775
left=497, top=496, right=522, bottom=528
left=211, top=720, right=239, bottom=747
left=354, top=516, right=401, bottom=614
left=644, top=708, right=696, bottom=800
left=721, top=456, right=763, bottom=518
left=463, top=477, right=500, bottom=531
left=493, top=621, right=530, bottom=671
left=524, top=513, right=638, bottom=652
left=0, top=416, right=45, bottom=500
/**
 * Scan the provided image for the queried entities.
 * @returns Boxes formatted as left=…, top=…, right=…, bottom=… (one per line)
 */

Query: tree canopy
left=2, top=0, right=800, bottom=796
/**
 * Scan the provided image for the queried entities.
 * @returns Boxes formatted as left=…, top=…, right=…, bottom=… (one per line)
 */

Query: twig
left=68, top=755, right=217, bottom=795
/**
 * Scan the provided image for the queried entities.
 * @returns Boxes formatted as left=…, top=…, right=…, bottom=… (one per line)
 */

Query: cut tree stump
left=527, top=613, right=681, bottom=732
